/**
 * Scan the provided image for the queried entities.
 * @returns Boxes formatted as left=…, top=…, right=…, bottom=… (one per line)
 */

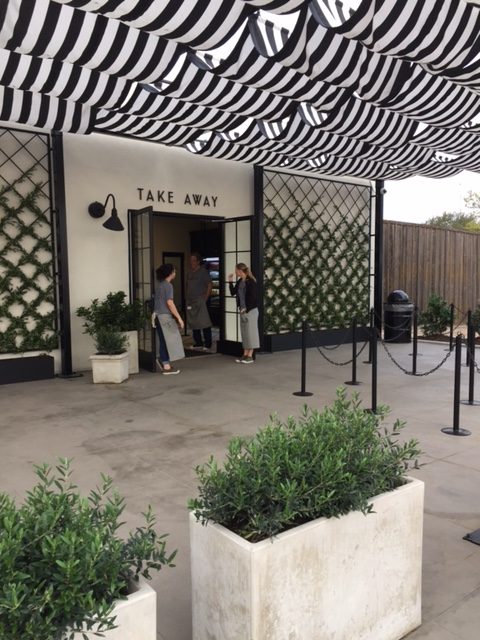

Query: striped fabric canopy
left=2, top=0, right=480, bottom=180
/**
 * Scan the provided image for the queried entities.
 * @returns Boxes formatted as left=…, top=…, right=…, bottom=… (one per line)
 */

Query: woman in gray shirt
left=153, top=264, right=185, bottom=375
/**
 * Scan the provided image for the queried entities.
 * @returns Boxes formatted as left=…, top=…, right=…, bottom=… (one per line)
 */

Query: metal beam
left=374, top=179, right=385, bottom=332
left=51, top=132, right=75, bottom=377
left=253, top=165, right=264, bottom=349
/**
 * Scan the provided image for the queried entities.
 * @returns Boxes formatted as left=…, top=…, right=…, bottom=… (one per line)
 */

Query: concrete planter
left=90, top=352, right=129, bottom=383
left=78, top=578, right=156, bottom=639
left=191, top=477, right=424, bottom=640
left=124, top=330, right=139, bottom=374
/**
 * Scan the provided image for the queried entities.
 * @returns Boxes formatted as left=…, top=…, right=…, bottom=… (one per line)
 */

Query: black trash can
left=384, top=290, right=414, bottom=343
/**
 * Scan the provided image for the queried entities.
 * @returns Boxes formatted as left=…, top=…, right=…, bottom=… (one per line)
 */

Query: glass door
left=218, top=216, right=252, bottom=355
left=129, top=206, right=155, bottom=371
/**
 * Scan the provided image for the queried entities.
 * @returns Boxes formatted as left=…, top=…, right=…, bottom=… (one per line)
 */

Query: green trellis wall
left=263, top=171, right=372, bottom=334
left=0, top=128, right=58, bottom=354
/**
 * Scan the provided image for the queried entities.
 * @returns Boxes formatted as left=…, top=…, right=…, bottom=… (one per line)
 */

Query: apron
left=157, top=314, right=185, bottom=362
left=240, top=308, right=260, bottom=349
left=187, top=298, right=212, bottom=330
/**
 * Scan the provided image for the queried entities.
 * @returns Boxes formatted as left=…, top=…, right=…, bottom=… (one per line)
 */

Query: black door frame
left=217, top=215, right=254, bottom=357
left=128, top=206, right=155, bottom=372
left=129, top=209, right=257, bottom=367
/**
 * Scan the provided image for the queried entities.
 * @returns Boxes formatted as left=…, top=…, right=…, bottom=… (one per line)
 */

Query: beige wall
left=62, top=132, right=253, bottom=370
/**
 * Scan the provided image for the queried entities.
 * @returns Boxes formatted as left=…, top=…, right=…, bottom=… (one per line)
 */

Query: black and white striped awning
left=2, top=0, right=480, bottom=180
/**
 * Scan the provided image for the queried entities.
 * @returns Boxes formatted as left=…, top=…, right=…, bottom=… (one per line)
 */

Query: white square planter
left=77, top=578, right=156, bottom=640
left=191, top=477, right=424, bottom=640
left=90, top=352, right=129, bottom=383
left=124, top=330, right=139, bottom=374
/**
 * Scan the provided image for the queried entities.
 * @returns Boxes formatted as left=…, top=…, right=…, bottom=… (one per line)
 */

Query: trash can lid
left=387, top=289, right=410, bottom=304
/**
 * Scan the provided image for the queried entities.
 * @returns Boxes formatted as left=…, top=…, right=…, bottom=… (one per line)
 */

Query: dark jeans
left=193, top=327, right=212, bottom=348
left=155, top=319, right=170, bottom=364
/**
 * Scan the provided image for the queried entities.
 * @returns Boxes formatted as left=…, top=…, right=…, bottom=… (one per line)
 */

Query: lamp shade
left=102, top=208, right=124, bottom=231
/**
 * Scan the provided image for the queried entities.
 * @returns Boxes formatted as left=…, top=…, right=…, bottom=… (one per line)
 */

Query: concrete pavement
left=1, top=339, right=479, bottom=639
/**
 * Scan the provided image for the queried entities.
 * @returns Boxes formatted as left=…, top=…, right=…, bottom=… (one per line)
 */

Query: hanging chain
left=321, top=341, right=346, bottom=351
left=379, top=333, right=453, bottom=376
left=300, top=309, right=474, bottom=374
left=381, top=315, right=413, bottom=331
left=306, top=321, right=368, bottom=351
left=315, top=340, right=369, bottom=366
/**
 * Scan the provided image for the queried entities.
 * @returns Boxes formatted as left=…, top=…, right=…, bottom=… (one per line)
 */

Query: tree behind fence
left=383, top=221, right=480, bottom=314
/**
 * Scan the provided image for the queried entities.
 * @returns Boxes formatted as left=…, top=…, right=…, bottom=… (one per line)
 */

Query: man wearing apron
left=186, top=252, right=213, bottom=351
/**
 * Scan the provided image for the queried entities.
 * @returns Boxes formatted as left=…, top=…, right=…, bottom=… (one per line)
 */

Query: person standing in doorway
left=153, top=264, right=185, bottom=375
left=186, top=252, right=213, bottom=352
left=228, top=263, right=259, bottom=364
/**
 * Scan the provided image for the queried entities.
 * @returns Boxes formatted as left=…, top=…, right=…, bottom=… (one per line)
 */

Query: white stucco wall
left=62, top=132, right=253, bottom=370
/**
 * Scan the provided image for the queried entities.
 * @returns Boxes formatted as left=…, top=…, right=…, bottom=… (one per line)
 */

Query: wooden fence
left=383, top=221, right=480, bottom=314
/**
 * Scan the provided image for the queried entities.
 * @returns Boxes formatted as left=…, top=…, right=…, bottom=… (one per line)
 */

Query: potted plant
left=0, top=458, right=176, bottom=640
left=77, top=292, right=146, bottom=375
left=88, top=327, right=129, bottom=384
left=189, top=389, right=424, bottom=640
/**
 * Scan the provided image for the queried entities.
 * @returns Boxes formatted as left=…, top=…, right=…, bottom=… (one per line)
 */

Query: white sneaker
left=162, top=366, right=180, bottom=375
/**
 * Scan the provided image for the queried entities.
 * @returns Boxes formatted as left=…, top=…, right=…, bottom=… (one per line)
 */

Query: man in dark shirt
left=186, top=253, right=213, bottom=351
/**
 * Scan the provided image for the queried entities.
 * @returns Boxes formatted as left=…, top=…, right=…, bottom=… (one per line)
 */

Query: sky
left=384, top=172, right=480, bottom=224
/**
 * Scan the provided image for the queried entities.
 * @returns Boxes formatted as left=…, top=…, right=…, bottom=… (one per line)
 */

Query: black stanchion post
left=293, top=320, right=313, bottom=397
left=412, top=305, right=418, bottom=375
left=371, top=319, right=378, bottom=413
left=469, top=325, right=476, bottom=403
left=468, top=327, right=476, bottom=404
left=448, top=303, right=454, bottom=352
left=363, top=308, right=374, bottom=364
left=345, top=317, right=361, bottom=386
left=462, top=321, right=480, bottom=406
left=465, top=311, right=472, bottom=367
left=442, top=335, right=471, bottom=436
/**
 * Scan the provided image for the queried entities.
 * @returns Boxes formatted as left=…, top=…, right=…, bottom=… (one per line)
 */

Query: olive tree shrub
left=189, top=389, right=421, bottom=542
left=0, top=459, right=176, bottom=640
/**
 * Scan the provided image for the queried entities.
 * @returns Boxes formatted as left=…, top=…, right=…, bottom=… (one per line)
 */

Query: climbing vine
left=263, top=172, right=371, bottom=334
left=0, top=172, right=57, bottom=353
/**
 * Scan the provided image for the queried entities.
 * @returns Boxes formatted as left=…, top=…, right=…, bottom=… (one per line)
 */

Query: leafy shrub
left=94, top=327, right=128, bottom=355
left=0, top=459, right=176, bottom=640
left=418, top=294, right=451, bottom=337
left=77, top=291, right=147, bottom=336
left=189, top=389, right=421, bottom=542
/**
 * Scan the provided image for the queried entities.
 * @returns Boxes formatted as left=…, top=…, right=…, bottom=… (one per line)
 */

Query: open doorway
left=130, top=208, right=252, bottom=371
left=153, top=214, right=222, bottom=355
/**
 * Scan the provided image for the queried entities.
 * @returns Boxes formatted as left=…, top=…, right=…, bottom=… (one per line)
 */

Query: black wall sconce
left=88, top=193, right=124, bottom=231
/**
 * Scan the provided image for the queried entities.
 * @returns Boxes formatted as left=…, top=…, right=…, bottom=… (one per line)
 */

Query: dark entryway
left=129, top=209, right=252, bottom=371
